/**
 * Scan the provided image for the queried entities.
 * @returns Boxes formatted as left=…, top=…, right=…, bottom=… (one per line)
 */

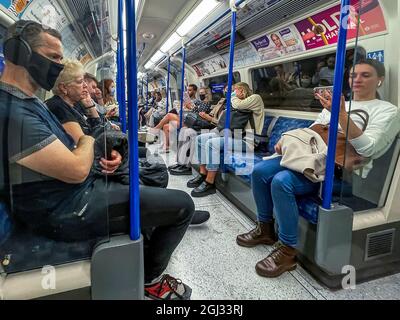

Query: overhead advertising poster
left=251, top=25, right=304, bottom=61
left=192, top=55, right=228, bottom=77
left=295, top=0, right=386, bottom=51
left=59, top=25, right=81, bottom=59
left=21, top=0, right=69, bottom=30
left=73, top=44, right=93, bottom=65
left=224, top=43, right=261, bottom=68
left=20, top=0, right=93, bottom=63
left=0, top=0, right=31, bottom=18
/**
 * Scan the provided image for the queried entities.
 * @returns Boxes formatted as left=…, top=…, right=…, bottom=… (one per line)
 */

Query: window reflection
left=251, top=48, right=366, bottom=112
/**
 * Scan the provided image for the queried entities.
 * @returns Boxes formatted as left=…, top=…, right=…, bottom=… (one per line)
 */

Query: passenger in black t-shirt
left=46, top=59, right=123, bottom=175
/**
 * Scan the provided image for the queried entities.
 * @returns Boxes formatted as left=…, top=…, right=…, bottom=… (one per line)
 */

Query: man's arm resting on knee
left=17, top=135, right=95, bottom=184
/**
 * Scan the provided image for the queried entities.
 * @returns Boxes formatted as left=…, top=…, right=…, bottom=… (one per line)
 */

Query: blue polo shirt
left=0, top=82, right=95, bottom=233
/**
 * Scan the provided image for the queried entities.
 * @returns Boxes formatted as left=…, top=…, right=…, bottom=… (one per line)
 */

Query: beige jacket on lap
left=279, top=128, right=328, bottom=183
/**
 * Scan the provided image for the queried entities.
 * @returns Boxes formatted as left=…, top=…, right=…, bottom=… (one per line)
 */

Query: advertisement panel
left=251, top=25, right=304, bottom=61
left=295, top=0, right=386, bottom=51
left=192, top=55, right=228, bottom=77
left=0, top=0, right=31, bottom=17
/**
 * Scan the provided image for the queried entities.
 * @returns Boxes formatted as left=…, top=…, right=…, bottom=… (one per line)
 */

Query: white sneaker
left=138, top=132, right=157, bottom=143
left=146, top=132, right=156, bottom=143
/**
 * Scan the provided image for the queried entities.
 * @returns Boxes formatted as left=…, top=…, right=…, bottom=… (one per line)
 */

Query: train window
left=251, top=49, right=364, bottom=112
left=203, top=72, right=241, bottom=104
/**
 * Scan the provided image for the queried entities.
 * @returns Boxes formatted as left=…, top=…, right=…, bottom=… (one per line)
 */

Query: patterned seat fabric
left=267, top=117, right=314, bottom=154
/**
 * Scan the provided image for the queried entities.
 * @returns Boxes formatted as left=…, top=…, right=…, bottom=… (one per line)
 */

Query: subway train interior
left=0, top=0, right=400, bottom=301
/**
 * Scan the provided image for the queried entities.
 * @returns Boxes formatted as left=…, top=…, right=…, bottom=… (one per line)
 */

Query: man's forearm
left=73, top=135, right=95, bottom=172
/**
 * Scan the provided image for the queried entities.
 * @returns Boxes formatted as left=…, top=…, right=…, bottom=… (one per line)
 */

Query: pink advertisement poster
left=295, top=0, right=387, bottom=51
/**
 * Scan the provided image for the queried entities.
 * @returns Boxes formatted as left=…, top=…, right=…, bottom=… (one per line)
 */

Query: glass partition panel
left=0, top=0, right=113, bottom=275
left=337, top=0, right=399, bottom=212
left=171, top=59, right=183, bottom=111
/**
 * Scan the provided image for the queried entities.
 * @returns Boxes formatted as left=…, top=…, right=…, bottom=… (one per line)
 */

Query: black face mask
left=199, top=94, right=206, bottom=101
left=27, top=51, right=64, bottom=91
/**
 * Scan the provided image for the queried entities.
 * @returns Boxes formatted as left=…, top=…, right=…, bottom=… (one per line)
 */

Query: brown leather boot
left=255, top=242, right=297, bottom=278
left=236, top=221, right=276, bottom=247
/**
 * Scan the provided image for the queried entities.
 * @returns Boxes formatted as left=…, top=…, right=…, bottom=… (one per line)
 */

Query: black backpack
left=217, top=108, right=253, bottom=131
left=139, top=154, right=169, bottom=188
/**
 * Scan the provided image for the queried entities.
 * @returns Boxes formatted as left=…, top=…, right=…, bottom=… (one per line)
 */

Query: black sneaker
left=144, top=274, right=192, bottom=300
left=168, top=163, right=181, bottom=171
left=191, top=181, right=216, bottom=198
left=170, top=165, right=192, bottom=176
left=187, top=174, right=206, bottom=188
left=190, top=210, right=210, bottom=227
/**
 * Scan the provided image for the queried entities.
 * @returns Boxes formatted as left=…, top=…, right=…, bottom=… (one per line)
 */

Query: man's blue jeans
left=194, top=131, right=246, bottom=171
left=251, top=157, right=320, bottom=247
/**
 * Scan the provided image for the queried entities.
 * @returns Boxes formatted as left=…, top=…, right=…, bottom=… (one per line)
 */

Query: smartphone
left=314, top=86, right=334, bottom=97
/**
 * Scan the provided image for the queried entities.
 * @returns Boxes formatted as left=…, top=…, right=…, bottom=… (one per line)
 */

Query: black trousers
left=89, top=180, right=195, bottom=283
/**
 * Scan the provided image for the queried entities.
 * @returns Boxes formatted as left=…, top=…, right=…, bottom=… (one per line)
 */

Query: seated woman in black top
left=46, top=59, right=122, bottom=174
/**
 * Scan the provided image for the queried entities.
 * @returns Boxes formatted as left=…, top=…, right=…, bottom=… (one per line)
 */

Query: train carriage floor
left=148, top=145, right=400, bottom=300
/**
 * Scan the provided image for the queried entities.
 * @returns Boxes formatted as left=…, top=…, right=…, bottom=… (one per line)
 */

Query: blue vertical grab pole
left=146, top=76, right=149, bottom=110
left=166, top=56, right=171, bottom=113
left=322, top=0, right=350, bottom=210
left=223, top=1, right=237, bottom=168
left=125, top=0, right=141, bottom=241
left=224, top=1, right=237, bottom=130
left=179, top=45, right=186, bottom=130
left=117, top=0, right=127, bottom=133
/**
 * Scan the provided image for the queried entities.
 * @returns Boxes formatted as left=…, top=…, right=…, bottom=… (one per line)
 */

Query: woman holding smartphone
left=236, top=59, right=400, bottom=278
left=99, top=78, right=120, bottom=122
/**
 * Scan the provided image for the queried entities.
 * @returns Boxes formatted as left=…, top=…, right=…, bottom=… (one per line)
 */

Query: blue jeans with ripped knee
left=251, top=156, right=320, bottom=247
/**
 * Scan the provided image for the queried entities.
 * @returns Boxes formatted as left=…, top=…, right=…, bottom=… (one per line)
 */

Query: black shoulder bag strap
left=349, top=109, right=369, bottom=131
left=2, top=92, right=13, bottom=218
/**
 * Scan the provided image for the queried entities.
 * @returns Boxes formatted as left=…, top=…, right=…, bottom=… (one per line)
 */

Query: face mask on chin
left=27, top=51, right=64, bottom=91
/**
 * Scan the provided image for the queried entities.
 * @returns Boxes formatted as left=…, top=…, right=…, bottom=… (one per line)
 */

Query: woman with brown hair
left=99, top=78, right=119, bottom=121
